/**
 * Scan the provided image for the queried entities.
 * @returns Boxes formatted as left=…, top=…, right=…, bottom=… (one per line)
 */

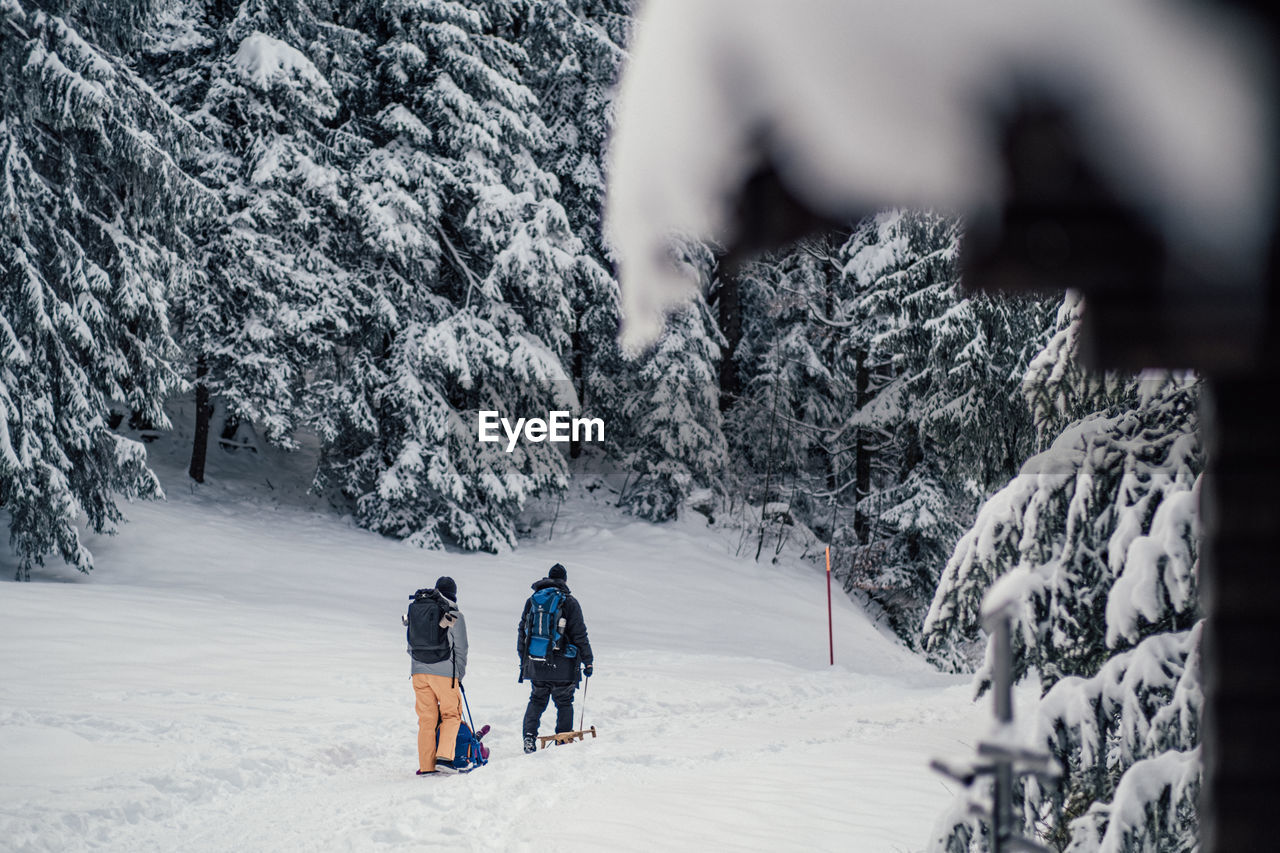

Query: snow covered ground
left=1, top=430, right=1010, bottom=852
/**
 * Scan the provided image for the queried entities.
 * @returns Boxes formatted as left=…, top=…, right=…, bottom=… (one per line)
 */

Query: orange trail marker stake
left=826, top=546, right=834, bottom=665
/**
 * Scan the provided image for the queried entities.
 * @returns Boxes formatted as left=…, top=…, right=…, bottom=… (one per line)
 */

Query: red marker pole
left=826, top=546, right=834, bottom=665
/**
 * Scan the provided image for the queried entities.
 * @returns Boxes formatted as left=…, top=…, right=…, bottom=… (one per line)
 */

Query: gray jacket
left=409, top=611, right=468, bottom=679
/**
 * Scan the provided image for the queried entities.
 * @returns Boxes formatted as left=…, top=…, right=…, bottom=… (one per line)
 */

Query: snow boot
left=523, top=735, right=537, bottom=754
left=435, top=758, right=459, bottom=774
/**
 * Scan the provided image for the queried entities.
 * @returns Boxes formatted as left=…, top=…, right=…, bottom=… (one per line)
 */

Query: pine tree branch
left=436, top=224, right=484, bottom=308
left=5, top=14, right=30, bottom=40
left=805, top=305, right=859, bottom=329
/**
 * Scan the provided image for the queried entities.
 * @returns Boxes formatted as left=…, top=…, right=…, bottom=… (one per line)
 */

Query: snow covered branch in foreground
left=606, top=0, right=1271, bottom=347
left=1036, top=626, right=1202, bottom=851
left=922, top=381, right=1200, bottom=682
left=924, top=299, right=1203, bottom=848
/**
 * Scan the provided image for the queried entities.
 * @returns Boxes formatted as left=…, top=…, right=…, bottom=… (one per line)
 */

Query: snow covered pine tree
left=924, top=299, right=1203, bottom=850
left=837, top=212, right=1052, bottom=643
left=617, top=293, right=728, bottom=521
left=309, top=0, right=612, bottom=551
left=723, top=211, right=1051, bottom=642
left=0, top=0, right=201, bottom=577
left=515, top=0, right=633, bottom=458
left=144, top=0, right=363, bottom=481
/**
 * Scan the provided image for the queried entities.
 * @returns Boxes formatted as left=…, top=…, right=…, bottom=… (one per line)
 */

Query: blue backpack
left=437, top=722, right=490, bottom=772
left=525, top=587, right=566, bottom=662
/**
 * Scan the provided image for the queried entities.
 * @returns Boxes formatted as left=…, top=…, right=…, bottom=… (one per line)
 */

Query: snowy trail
left=1, top=468, right=991, bottom=852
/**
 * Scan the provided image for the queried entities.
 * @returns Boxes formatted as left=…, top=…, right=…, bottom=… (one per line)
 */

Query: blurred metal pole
left=934, top=609, right=1053, bottom=851
left=991, top=615, right=1014, bottom=853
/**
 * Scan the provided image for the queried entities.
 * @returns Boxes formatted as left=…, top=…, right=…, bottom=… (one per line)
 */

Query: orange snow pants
left=412, top=673, right=461, bottom=771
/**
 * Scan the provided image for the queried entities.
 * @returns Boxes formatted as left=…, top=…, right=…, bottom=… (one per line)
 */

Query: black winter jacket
left=517, top=578, right=593, bottom=684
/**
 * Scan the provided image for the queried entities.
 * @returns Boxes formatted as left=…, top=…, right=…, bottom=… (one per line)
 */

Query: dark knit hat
left=548, top=563, right=567, bottom=581
left=435, top=576, right=457, bottom=602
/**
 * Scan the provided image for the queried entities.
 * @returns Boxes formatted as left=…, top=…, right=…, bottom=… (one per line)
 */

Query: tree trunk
left=822, top=275, right=839, bottom=493
left=715, top=266, right=743, bottom=411
left=1202, top=365, right=1280, bottom=852
left=570, top=324, right=585, bottom=460
left=188, top=356, right=212, bottom=483
left=853, top=347, right=871, bottom=544
left=755, top=372, right=782, bottom=561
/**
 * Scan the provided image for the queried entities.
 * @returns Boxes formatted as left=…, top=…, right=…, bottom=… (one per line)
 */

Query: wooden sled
left=537, top=726, right=597, bottom=749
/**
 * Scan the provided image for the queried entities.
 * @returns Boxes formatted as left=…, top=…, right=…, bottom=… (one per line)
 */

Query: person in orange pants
left=413, top=672, right=463, bottom=772
left=406, top=576, right=468, bottom=774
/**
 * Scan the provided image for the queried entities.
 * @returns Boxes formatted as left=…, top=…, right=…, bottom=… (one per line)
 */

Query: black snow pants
left=523, top=681, right=576, bottom=737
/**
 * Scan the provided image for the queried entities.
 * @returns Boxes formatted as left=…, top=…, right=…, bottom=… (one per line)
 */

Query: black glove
left=583, top=663, right=593, bottom=678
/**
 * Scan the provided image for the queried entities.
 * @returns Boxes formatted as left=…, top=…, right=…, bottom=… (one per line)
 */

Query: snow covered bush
left=1041, top=625, right=1202, bottom=851
left=923, top=376, right=1200, bottom=681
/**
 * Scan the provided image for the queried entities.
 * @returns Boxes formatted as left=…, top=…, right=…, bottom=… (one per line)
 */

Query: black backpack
left=406, top=588, right=457, bottom=664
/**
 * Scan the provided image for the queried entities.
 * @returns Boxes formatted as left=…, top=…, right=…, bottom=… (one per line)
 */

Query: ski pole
left=578, top=675, right=588, bottom=732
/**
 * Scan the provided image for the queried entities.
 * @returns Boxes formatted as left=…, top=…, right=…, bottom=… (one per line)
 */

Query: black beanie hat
left=548, top=563, right=567, bottom=581
left=435, top=576, right=457, bottom=602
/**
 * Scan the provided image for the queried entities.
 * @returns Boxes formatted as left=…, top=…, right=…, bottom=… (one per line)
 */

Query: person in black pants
left=518, top=563, right=593, bottom=753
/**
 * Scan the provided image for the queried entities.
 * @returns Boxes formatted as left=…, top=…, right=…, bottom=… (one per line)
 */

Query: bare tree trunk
left=774, top=417, right=796, bottom=555
left=188, top=355, right=212, bottom=483
left=853, top=347, right=871, bottom=545
left=714, top=266, right=743, bottom=411
left=570, top=324, right=585, bottom=460
left=756, top=372, right=782, bottom=560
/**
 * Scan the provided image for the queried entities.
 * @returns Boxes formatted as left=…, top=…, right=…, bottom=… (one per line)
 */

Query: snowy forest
left=2, top=1, right=1204, bottom=850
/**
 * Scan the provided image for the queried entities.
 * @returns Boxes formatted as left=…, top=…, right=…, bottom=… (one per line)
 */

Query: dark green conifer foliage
left=924, top=303, right=1203, bottom=849
left=725, top=212, right=1051, bottom=641
left=0, top=0, right=201, bottom=576
left=301, top=0, right=609, bottom=551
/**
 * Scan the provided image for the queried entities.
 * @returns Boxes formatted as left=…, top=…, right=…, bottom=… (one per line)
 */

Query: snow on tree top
left=232, top=33, right=336, bottom=119
left=148, top=5, right=214, bottom=56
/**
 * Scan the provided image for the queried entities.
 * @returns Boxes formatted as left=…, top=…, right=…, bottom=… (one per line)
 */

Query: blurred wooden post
left=990, top=614, right=1014, bottom=853
left=1200, top=366, right=1280, bottom=850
